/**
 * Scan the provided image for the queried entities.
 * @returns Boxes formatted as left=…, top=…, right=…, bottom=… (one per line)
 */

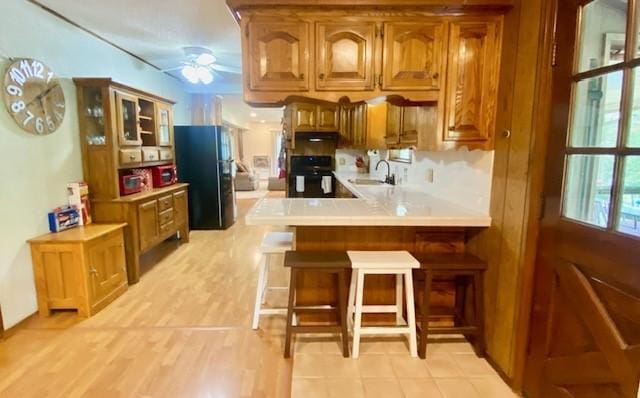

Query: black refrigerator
left=175, top=125, right=236, bottom=230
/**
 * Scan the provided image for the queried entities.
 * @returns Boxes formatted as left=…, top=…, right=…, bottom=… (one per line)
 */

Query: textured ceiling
left=34, top=0, right=284, bottom=124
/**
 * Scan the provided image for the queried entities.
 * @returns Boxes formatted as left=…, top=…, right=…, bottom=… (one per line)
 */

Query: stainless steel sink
left=348, top=178, right=386, bottom=186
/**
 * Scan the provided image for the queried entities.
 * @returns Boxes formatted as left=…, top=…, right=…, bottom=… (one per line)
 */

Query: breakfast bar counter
left=245, top=173, right=491, bottom=323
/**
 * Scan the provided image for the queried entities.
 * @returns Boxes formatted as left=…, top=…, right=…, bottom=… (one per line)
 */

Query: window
left=562, top=0, right=640, bottom=237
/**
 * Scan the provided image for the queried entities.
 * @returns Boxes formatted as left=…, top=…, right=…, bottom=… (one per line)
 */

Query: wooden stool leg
left=419, top=270, right=432, bottom=359
left=261, top=254, right=271, bottom=304
left=473, top=270, right=486, bottom=357
left=252, top=255, right=268, bottom=330
left=352, top=269, right=365, bottom=359
left=337, top=269, right=349, bottom=358
left=347, top=268, right=357, bottom=329
left=404, top=270, right=418, bottom=358
left=395, top=273, right=404, bottom=324
left=284, top=268, right=297, bottom=358
left=454, top=275, right=466, bottom=327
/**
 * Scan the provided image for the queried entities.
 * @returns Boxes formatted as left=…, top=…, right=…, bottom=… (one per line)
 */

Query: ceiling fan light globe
left=196, top=66, right=214, bottom=84
left=195, top=53, right=216, bottom=66
left=181, top=65, right=199, bottom=84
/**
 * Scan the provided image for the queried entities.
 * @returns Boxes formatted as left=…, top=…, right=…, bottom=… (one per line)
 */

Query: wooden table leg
left=337, top=269, right=349, bottom=357
left=284, top=268, right=297, bottom=358
left=419, top=270, right=432, bottom=359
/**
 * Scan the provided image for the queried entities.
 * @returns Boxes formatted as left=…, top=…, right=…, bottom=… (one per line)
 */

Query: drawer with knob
left=158, top=195, right=173, bottom=212
left=119, top=149, right=142, bottom=165
left=159, top=208, right=174, bottom=226
left=142, top=148, right=160, bottom=162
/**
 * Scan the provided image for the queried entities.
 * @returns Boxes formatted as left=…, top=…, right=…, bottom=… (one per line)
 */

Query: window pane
left=563, top=155, right=615, bottom=227
left=616, top=156, right=640, bottom=236
left=577, top=0, right=627, bottom=73
left=627, top=68, right=640, bottom=147
left=570, top=71, right=623, bottom=147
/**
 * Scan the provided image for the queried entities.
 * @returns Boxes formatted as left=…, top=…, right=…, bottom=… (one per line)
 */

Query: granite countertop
left=244, top=172, right=491, bottom=227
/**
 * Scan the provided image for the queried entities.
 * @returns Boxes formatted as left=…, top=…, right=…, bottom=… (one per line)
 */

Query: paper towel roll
left=367, top=150, right=380, bottom=176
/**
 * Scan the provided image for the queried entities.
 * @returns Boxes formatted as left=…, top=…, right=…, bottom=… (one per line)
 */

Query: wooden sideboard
left=28, top=224, right=128, bottom=317
left=92, top=184, right=189, bottom=284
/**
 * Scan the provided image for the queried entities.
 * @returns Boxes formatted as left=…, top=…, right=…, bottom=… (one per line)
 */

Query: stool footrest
left=424, top=326, right=479, bottom=335
left=358, top=326, right=413, bottom=335
left=359, top=305, right=401, bottom=314
left=293, top=306, right=337, bottom=314
left=290, top=325, right=343, bottom=334
left=259, top=308, right=288, bottom=315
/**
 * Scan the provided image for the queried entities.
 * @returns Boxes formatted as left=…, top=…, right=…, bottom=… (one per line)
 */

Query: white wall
left=336, top=148, right=494, bottom=214
left=241, top=121, right=281, bottom=179
left=0, top=0, right=191, bottom=328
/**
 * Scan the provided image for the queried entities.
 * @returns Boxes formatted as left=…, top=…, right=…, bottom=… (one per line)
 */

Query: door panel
left=294, top=102, right=316, bottom=131
left=247, top=20, right=309, bottom=91
left=524, top=1, right=640, bottom=397
left=316, top=22, right=375, bottom=90
left=385, top=103, right=402, bottom=145
left=87, top=232, right=126, bottom=307
left=316, top=103, right=339, bottom=131
left=444, top=20, right=500, bottom=143
left=382, top=22, right=445, bottom=90
left=138, top=199, right=159, bottom=252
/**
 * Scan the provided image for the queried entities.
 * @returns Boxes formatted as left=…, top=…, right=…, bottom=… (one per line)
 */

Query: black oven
left=288, top=156, right=335, bottom=198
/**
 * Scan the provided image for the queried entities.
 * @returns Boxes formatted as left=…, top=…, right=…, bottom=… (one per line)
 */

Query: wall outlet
left=338, top=157, right=346, bottom=166
left=426, top=168, right=434, bottom=183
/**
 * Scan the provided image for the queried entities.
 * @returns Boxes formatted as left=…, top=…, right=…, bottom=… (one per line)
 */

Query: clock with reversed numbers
left=3, top=58, right=65, bottom=135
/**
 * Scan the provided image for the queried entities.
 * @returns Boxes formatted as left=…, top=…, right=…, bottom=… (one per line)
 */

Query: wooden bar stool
left=251, top=232, right=294, bottom=330
left=347, top=251, right=420, bottom=358
left=412, top=252, right=487, bottom=359
left=283, top=251, right=351, bottom=358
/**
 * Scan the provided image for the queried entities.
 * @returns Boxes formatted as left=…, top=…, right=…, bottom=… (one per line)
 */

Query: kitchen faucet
left=376, top=160, right=396, bottom=185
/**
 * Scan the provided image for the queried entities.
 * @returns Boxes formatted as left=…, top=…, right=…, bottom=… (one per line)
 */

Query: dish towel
left=296, top=175, right=305, bottom=193
left=321, top=176, right=332, bottom=194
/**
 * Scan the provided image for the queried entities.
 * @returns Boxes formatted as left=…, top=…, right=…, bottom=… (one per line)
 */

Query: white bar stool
left=252, top=231, right=294, bottom=329
left=347, top=250, right=420, bottom=358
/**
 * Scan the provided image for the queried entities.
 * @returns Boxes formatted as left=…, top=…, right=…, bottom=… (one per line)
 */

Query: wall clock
left=3, top=58, right=65, bottom=135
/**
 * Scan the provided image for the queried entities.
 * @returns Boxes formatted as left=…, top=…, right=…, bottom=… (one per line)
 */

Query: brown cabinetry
left=138, top=199, right=159, bottom=252
left=443, top=20, right=500, bottom=148
left=284, top=102, right=340, bottom=147
left=382, top=21, right=445, bottom=91
left=316, top=22, right=376, bottom=91
left=115, top=91, right=142, bottom=146
left=316, top=103, right=339, bottom=131
left=28, top=224, right=128, bottom=317
left=385, top=103, right=437, bottom=149
left=246, top=20, right=310, bottom=91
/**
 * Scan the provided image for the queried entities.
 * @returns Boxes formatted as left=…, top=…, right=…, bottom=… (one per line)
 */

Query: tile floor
left=290, top=335, right=519, bottom=398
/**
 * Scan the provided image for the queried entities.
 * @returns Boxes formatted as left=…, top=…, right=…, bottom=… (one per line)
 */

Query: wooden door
left=338, top=104, right=352, bottom=147
left=444, top=20, right=500, bottom=143
left=138, top=199, right=159, bottom=252
left=173, top=190, right=188, bottom=228
left=351, top=103, right=367, bottom=148
left=524, top=1, right=640, bottom=397
left=293, top=102, right=316, bottom=131
left=155, top=102, right=173, bottom=147
left=382, top=22, right=445, bottom=90
left=316, top=103, right=339, bottom=131
left=247, top=20, right=309, bottom=91
left=316, top=22, right=376, bottom=91
left=87, top=231, right=126, bottom=308
left=115, top=91, right=141, bottom=146
left=399, top=106, right=420, bottom=145
left=385, top=103, right=402, bottom=145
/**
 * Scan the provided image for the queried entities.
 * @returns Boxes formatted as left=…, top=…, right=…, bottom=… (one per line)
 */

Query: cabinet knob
left=299, top=73, right=305, bottom=80
left=502, top=129, right=512, bottom=139
left=90, top=267, right=98, bottom=275
left=432, top=72, right=439, bottom=79
left=318, top=73, right=325, bottom=80
left=129, top=155, right=136, bottom=160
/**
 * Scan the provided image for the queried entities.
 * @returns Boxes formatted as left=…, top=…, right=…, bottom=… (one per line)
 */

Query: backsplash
left=335, top=148, right=494, bottom=214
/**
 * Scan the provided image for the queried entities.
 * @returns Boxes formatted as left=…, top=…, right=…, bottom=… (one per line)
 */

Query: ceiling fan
left=162, top=46, right=241, bottom=84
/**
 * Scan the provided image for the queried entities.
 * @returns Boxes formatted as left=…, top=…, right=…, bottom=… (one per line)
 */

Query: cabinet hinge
left=380, top=25, right=384, bottom=38
left=378, top=74, right=383, bottom=87
left=551, top=40, right=557, bottom=67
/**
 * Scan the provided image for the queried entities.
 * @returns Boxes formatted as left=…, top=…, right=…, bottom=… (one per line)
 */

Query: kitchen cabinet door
left=316, top=103, right=339, bottom=131
left=173, top=190, right=188, bottom=228
left=338, top=105, right=352, bottom=147
left=138, top=199, right=159, bottom=252
left=316, top=22, right=376, bottom=91
left=444, top=20, right=500, bottom=144
left=87, top=231, right=126, bottom=309
left=115, top=91, right=141, bottom=146
left=382, top=22, right=445, bottom=91
left=247, top=20, right=310, bottom=91
left=351, top=103, right=367, bottom=147
left=385, top=103, right=402, bottom=145
left=293, top=103, right=316, bottom=131
left=156, top=102, right=173, bottom=147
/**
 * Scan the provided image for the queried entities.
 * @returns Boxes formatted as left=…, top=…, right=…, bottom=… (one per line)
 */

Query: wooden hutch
left=74, top=78, right=189, bottom=284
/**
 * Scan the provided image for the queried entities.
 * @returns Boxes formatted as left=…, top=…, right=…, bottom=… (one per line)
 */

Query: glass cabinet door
left=156, top=103, right=173, bottom=147
left=82, top=86, right=106, bottom=146
left=116, top=91, right=141, bottom=145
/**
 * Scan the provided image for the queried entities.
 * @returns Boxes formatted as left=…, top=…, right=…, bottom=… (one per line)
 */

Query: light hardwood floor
left=0, top=196, right=515, bottom=397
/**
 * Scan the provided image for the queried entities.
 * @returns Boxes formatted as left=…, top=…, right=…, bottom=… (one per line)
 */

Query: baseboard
left=485, top=353, right=522, bottom=396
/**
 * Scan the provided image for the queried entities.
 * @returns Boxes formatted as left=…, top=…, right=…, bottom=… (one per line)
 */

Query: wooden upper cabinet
left=155, top=102, right=173, bottom=147
left=115, top=91, right=141, bottom=146
left=293, top=102, right=316, bottom=131
left=444, top=20, right=500, bottom=143
left=382, top=22, right=445, bottom=91
left=316, top=103, right=339, bottom=131
left=386, top=103, right=402, bottom=145
left=138, top=199, right=159, bottom=252
left=246, top=20, right=310, bottom=91
left=316, top=22, right=376, bottom=91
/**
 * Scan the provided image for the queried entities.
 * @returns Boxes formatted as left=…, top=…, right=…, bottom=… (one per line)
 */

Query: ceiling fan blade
left=210, top=64, right=242, bottom=74
left=160, top=66, right=184, bottom=72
